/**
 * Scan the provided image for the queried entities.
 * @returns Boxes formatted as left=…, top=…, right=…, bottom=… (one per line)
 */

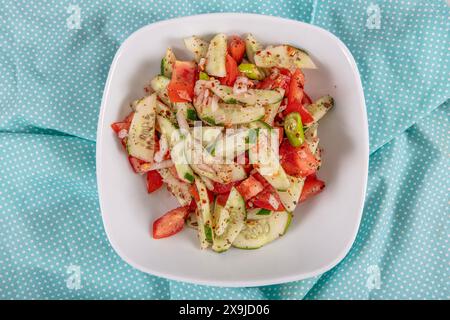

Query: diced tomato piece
left=236, top=176, right=265, bottom=201
left=152, top=206, right=190, bottom=239
left=250, top=188, right=285, bottom=212
left=302, top=92, right=312, bottom=105
left=284, top=68, right=313, bottom=123
left=120, top=137, right=128, bottom=150
left=128, top=156, right=148, bottom=173
left=189, top=184, right=214, bottom=204
left=227, top=35, right=246, bottom=64
left=207, top=189, right=214, bottom=203
left=219, top=54, right=238, bottom=86
left=146, top=170, right=163, bottom=193
left=111, top=111, right=135, bottom=135
left=235, top=152, right=252, bottom=174
left=111, top=122, right=130, bottom=134
left=257, top=69, right=291, bottom=93
left=189, top=184, right=200, bottom=202
left=189, top=199, right=197, bottom=211
left=284, top=101, right=313, bottom=124
left=278, top=68, right=291, bottom=77
left=168, top=166, right=182, bottom=181
left=212, top=181, right=237, bottom=194
left=279, top=139, right=319, bottom=177
left=215, top=193, right=230, bottom=207
left=250, top=171, right=270, bottom=188
left=123, top=111, right=135, bottom=124
left=300, top=175, right=325, bottom=202
left=168, top=61, right=197, bottom=103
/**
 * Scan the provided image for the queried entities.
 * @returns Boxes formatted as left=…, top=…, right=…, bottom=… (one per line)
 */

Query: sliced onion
left=198, top=57, right=206, bottom=70
left=118, top=129, right=128, bottom=139
left=210, top=95, right=219, bottom=113
left=200, top=175, right=214, bottom=191
left=268, top=194, right=279, bottom=210
left=154, top=134, right=168, bottom=163
left=233, top=76, right=249, bottom=95
left=196, top=163, right=215, bottom=174
left=176, top=110, right=190, bottom=131
left=141, top=159, right=174, bottom=172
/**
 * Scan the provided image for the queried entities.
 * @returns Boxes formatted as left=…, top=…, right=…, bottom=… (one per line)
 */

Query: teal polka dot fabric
left=0, top=0, right=448, bottom=299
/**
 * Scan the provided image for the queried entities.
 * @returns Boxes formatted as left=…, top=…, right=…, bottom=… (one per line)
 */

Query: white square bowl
left=96, top=13, right=369, bottom=287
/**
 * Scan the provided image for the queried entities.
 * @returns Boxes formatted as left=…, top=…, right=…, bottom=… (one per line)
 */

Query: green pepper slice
left=238, top=63, right=265, bottom=80
left=199, top=71, right=209, bottom=80
left=284, top=112, right=304, bottom=147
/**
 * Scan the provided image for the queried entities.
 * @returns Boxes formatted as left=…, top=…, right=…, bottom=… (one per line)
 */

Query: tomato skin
left=256, top=68, right=291, bottom=93
left=152, top=206, right=190, bottom=239
left=111, top=111, right=134, bottom=134
left=236, top=175, right=265, bottom=201
left=249, top=187, right=285, bottom=212
left=219, top=54, right=238, bottom=86
left=250, top=172, right=270, bottom=189
left=212, top=181, right=237, bottom=194
left=300, top=174, right=325, bottom=202
left=215, top=192, right=230, bottom=207
left=284, top=68, right=313, bottom=124
left=228, top=35, right=246, bottom=64
left=123, top=111, right=135, bottom=124
left=168, top=61, right=197, bottom=103
left=279, top=139, right=319, bottom=177
left=111, top=122, right=129, bottom=134
left=189, top=184, right=214, bottom=204
left=128, top=156, right=148, bottom=173
left=146, top=170, right=163, bottom=193
left=302, top=92, right=312, bottom=105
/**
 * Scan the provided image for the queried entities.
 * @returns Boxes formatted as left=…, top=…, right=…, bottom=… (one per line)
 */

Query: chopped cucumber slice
left=174, top=102, right=197, bottom=122
left=212, top=187, right=246, bottom=252
left=248, top=120, right=272, bottom=130
left=277, top=175, right=305, bottom=212
left=212, top=129, right=249, bottom=161
left=158, top=168, right=192, bottom=207
left=244, top=34, right=263, bottom=64
left=198, top=102, right=265, bottom=126
left=221, top=104, right=266, bottom=125
left=304, top=123, right=319, bottom=154
left=305, top=95, right=334, bottom=123
left=161, top=48, right=176, bottom=78
left=156, top=115, right=177, bottom=141
left=247, top=208, right=273, bottom=220
left=254, top=45, right=317, bottom=70
left=213, top=198, right=230, bottom=236
left=157, top=115, right=194, bottom=184
left=195, top=178, right=214, bottom=245
left=150, top=75, right=171, bottom=106
left=184, top=36, right=209, bottom=62
left=257, top=165, right=291, bottom=191
left=156, top=100, right=176, bottom=123
left=205, top=33, right=227, bottom=77
left=127, top=94, right=157, bottom=162
left=263, top=100, right=282, bottom=126
left=232, top=211, right=292, bottom=249
left=211, top=84, right=284, bottom=105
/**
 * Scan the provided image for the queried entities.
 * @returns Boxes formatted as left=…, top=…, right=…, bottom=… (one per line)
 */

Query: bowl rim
left=96, top=12, right=369, bottom=287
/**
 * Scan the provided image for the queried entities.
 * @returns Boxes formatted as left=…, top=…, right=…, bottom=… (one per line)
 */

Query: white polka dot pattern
left=0, top=0, right=448, bottom=299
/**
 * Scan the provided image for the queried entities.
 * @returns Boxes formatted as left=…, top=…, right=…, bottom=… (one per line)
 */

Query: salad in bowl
left=110, top=33, right=333, bottom=253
